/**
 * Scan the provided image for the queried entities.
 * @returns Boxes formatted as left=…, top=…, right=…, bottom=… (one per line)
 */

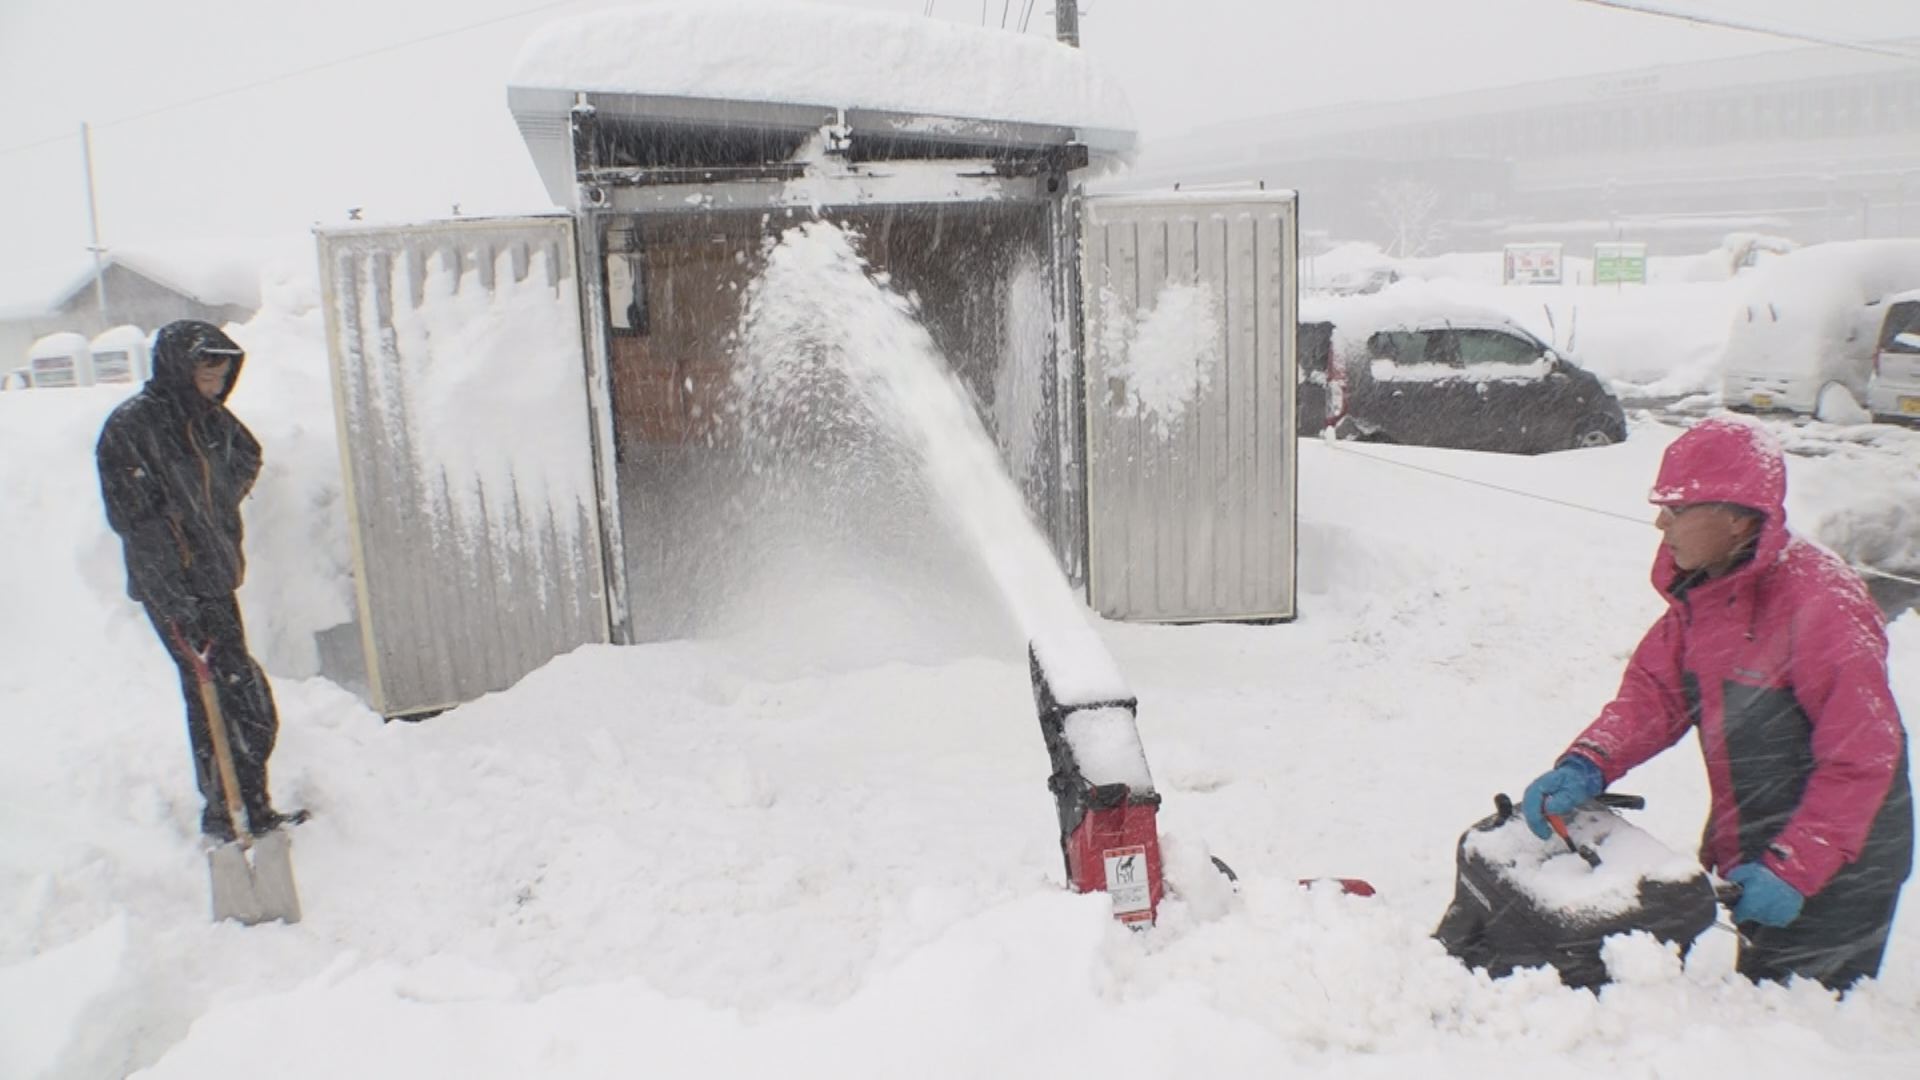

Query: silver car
left=1865, top=290, right=1920, bottom=425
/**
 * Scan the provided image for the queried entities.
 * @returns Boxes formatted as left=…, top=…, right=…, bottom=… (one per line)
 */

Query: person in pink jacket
left=1523, top=417, right=1912, bottom=991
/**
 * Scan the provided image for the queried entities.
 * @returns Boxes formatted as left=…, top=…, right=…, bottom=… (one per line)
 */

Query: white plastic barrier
left=26, top=332, right=94, bottom=389
left=89, top=325, right=151, bottom=384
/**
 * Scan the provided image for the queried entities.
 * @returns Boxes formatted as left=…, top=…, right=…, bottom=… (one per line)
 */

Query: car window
left=1368, top=330, right=1433, bottom=365
left=1452, top=329, right=1541, bottom=365
left=1880, top=302, right=1920, bottom=353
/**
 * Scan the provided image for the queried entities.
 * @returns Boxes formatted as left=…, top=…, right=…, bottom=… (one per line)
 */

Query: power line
left=1571, top=0, right=1920, bottom=62
left=0, top=0, right=584, bottom=159
left=1321, top=439, right=1920, bottom=587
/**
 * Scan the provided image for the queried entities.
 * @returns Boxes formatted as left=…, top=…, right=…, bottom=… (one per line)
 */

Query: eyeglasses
left=1655, top=502, right=1729, bottom=525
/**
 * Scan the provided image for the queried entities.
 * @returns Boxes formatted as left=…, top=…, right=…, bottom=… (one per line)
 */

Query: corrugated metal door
left=1079, top=193, right=1297, bottom=622
left=318, top=217, right=611, bottom=717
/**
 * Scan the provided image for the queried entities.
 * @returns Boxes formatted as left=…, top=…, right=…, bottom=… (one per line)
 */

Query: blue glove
left=1726, top=863, right=1804, bottom=928
left=1521, top=756, right=1605, bottom=839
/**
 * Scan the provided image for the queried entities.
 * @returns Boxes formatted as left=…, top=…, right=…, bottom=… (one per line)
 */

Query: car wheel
left=1569, top=415, right=1617, bottom=449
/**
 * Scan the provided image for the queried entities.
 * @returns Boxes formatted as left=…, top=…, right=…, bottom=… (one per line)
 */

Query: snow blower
left=1027, top=643, right=1164, bottom=927
left=171, top=627, right=302, bottom=925
left=1434, top=792, right=1714, bottom=989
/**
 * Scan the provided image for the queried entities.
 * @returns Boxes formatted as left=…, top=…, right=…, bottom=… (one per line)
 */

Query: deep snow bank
left=1, top=250, right=1916, bottom=1079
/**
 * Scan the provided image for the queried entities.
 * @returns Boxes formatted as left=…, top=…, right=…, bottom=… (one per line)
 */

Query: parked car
left=1334, top=318, right=1625, bottom=453
left=1721, top=239, right=1920, bottom=420
left=1865, top=289, right=1920, bottom=425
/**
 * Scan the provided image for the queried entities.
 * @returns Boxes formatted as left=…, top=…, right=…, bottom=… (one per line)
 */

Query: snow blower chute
left=1434, top=793, right=1715, bottom=989
left=1027, top=643, right=1164, bottom=927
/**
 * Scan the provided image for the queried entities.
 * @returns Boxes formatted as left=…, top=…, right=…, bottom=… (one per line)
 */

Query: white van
left=26, top=332, right=94, bottom=389
left=1865, top=290, right=1920, bottom=424
left=1721, top=240, right=1920, bottom=421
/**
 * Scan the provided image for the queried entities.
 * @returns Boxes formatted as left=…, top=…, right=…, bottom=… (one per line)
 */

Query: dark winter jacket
left=1565, top=419, right=1912, bottom=902
left=96, top=321, right=260, bottom=617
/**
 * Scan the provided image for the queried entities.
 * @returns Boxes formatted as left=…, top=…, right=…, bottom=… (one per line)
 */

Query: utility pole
left=81, top=122, right=109, bottom=323
left=1055, top=2, right=1079, bottom=47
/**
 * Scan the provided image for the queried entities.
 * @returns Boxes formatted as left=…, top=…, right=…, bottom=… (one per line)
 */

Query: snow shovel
left=170, top=626, right=302, bottom=925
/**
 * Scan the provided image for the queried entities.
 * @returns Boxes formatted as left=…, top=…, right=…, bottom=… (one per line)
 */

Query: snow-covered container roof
left=506, top=2, right=1134, bottom=207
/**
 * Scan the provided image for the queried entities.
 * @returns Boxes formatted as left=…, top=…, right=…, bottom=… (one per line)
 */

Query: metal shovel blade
left=206, top=829, right=302, bottom=925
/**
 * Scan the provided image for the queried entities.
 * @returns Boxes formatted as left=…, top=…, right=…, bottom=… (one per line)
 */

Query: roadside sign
left=1594, top=241, right=1648, bottom=285
left=1503, top=243, right=1563, bottom=286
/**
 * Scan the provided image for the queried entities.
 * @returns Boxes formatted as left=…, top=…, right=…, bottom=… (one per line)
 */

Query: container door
left=1078, top=192, right=1298, bottom=622
left=318, top=216, right=612, bottom=717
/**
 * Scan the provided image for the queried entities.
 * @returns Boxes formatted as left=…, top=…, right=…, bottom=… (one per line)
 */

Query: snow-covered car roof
left=1371, top=317, right=1545, bottom=341
left=1725, top=239, right=1920, bottom=378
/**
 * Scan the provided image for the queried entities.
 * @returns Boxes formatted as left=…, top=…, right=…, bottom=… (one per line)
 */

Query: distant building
left=0, top=251, right=260, bottom=376
left=1130, top=41, right=1920, bottom=258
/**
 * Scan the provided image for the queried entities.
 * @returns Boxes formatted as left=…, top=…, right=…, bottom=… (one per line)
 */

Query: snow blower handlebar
left=1492, top=790, right=1646, bottom=868
left=1544, top=809, right=1602, bottom=868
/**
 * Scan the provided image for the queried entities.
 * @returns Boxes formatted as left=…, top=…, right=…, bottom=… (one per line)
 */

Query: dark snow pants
left=146, top=594, right=280, bottom=838
left=1736, top=843, right=1911, bottom=992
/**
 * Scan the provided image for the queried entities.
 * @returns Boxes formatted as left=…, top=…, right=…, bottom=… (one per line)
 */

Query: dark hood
left=149, top=319, right=245, bottom=405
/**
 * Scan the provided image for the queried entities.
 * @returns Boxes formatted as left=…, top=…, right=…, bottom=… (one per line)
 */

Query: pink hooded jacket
left=1565, top=418, right=1911, bottom=899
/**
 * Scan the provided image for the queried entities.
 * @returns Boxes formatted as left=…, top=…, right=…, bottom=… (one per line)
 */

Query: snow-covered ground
left=3, top=253, right=1919, bottom=1079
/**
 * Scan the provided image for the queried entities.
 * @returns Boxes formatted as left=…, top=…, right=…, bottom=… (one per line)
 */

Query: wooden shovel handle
left=169, top=625, right=252, bottom=845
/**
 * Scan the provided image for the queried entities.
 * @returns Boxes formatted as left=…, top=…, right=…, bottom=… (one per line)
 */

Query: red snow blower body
left=1028, top=646, right=1164, bottom=927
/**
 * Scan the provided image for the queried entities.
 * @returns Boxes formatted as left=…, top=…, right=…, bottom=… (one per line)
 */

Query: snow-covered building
left=1134, top=40, right=1920, bottom=255
left=0, top=251, right=260, bottom=378
left=316, top=4, right=1303, bottom=718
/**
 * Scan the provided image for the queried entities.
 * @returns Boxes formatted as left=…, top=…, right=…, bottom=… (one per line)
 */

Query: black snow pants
left=1736, top=799, right=1912, bottom=992
left=146, top=594, right=280, bottom=838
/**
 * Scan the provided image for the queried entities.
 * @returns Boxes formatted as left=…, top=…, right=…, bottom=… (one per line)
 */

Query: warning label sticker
left=1103, top=845, right=1151, bottom=917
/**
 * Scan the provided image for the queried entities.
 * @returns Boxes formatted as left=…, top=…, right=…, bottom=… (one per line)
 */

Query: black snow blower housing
left=1435, top=793, right=1717, bottom=989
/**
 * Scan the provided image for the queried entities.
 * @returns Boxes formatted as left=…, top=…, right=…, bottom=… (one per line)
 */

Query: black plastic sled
left=1434, top=793, right=1716, bottom=989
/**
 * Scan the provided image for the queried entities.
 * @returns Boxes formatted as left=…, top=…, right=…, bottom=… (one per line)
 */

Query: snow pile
left=509, top=1, right=1134, bottom=138
left=2, top=242, right=1918, bottom=1078
left=221, top=257, right=355, bottom=675
left=379, top=243, right=595, bottom=538
left=1098, top=280, right=1222, bottom=435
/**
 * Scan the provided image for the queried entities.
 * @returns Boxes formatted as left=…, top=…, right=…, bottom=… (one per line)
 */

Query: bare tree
left=1369, top=178, right=1445, bottom=258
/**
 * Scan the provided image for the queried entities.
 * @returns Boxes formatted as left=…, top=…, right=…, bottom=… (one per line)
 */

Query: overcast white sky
left=2, top=0, right=1918, bottom=307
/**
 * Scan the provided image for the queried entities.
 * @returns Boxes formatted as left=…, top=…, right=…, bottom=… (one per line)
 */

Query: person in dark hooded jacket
left=97, top=320, right=298, bottom=842
left=1522, top=417, right=1911, bottom=991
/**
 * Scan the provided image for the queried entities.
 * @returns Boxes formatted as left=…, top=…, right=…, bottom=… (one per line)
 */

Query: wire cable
left=1321, top=439, right=1920, bottom=587
left=0, top=0, right=584, bottom=158
left=1570, top=0, right=1920, bottom=61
